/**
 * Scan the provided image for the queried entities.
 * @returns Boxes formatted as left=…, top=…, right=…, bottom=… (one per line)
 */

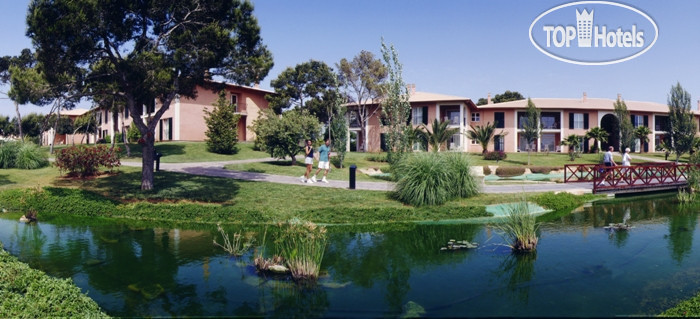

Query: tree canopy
left=267, top=60, right=339, bottom=122
left=667, top=82, right=696, bottom=162
left=476, top=90, right=524, bottom=105
left=27, top=0, right=273, bottom=190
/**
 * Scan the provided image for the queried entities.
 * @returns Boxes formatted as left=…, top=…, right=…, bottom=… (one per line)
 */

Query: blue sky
left=2, top=0, right=700, bottom=117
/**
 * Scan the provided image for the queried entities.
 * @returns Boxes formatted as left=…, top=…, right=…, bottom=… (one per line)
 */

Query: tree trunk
left=111, top=105, right=119, bottom=150
left=120, top=110, right=131, bottom=157
left=141, top=132, right=155, bottom=190
left=14, top=101, right=23, bottom=140
left=49, top=106, right=60, bottom=154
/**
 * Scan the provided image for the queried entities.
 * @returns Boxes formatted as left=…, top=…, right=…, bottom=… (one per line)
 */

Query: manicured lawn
left=0, top=167, right=61, bottom=191
left=224, top=151, right=391, bottom=182
left=46, top=141, right=270, bottom=163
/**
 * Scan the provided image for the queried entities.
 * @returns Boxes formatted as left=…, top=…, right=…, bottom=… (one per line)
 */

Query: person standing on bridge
left=604, top=146, right=617, bottom=167
left=622, top=148, right=632, bottom=167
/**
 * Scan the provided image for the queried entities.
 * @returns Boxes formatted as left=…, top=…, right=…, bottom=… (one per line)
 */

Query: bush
left=528, top=166, right=559, bottom=174
left=495, top=166, right=526, bottom=177
left=393, top=152, right=480, bottom=207
left=127, top=125, right=141, bottom=143
left=54, top=145, right=121, bottom=177
left=330, top=156, right=342, bottom=168
left=104, top=132, right=123, bottom=144
left=0, top=243, right=108, bottom=318
left=483, top=165, right=492, bottom=175
left=0, top=141, right=48, bottom=169
left=483, top=151, right=507, bottom=161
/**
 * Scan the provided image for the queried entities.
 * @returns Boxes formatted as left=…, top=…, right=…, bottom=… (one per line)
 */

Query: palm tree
left=561, top=134, right=581, bottom=161
left=424, top=119, right=459, bottom=152
left=634, top=126, right=652, bottom=152
left=585, top=126, right=608, bottom=153
left=405, top=125, right=428, bottom=151
left=466, top=121, right=507, bottom=154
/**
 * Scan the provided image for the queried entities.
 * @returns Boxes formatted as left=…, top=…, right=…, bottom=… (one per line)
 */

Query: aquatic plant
left=213, top=224, right=254, bottom=256
left=275, top=220, right=327, bottom=281
left=677, top=188, right=695, bottom=204
left=494, top=200, right=540, bottom=252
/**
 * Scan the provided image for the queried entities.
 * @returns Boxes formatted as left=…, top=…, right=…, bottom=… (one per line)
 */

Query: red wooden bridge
left=564, top=163, right=694, bottom=194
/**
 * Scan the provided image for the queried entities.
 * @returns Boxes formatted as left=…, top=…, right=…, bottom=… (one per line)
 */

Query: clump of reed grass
left=275, top=219, right=327, bottom=281
left=0, top=141, right=48, bottom=169
left=494, top=200, right=540, bottom=252
left=213, top=224, right=254, bottom=256
left=677, top=188, right=696, bottom=204
left=393, top=152, right=480, bottom=206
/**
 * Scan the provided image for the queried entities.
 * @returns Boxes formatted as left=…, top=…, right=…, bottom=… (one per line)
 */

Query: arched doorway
left=600, top=114, right=620, bottom=151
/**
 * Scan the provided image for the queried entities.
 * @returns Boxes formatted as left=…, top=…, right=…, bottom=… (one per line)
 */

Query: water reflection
left=0, top=194, right=699, bottom=317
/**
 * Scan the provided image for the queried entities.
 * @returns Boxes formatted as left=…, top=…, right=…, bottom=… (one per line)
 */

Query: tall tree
left=476, top=90, right=524, bottom=105
left=379, top=40, right=411, bottom=165
left=466, top=122, right=506, bottom=154
left=337, top=50, right=388, bottom=152
left=613, top=98, right=635, bottom=152
left=329, top=102, right=348, bottom=168
left=585, top=126, right=608, bottom=153
left=267, top=60, right=339, bottom=122
left=28, top=0, right=273, bottom=190
left=423, top=119, right=460, bottom=152
left=521, top=98, right=542, bottom=165
left=204, top=90, right=240, bottom=154
left=667, top=82, right=696, bottom=162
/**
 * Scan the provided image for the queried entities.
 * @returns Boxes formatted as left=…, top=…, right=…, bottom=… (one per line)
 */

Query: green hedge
left=527, top=166, right=560, bottom=174
left=495, top=166, right=526, bottom=177
left=0, top=243, right=108, bottom=318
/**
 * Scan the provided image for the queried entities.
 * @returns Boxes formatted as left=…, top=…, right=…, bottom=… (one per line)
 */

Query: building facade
left=353, top=88, right=700, bottom=153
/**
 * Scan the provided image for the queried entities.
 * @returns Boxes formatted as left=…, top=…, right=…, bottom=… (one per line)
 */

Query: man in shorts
left=311, top=139, right=331, bottom=183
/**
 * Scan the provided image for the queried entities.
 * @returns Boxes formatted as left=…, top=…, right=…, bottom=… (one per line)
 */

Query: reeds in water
left=275, top=220, right=327, bottom=281
left=213, top=224, right=254, bottom=256
left=495, top=201, right=540, bottom=252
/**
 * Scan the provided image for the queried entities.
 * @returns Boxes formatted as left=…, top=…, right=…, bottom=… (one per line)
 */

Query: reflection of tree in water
left=666, top=211, right=697, bottom=264
left=14, top=222, right=47, bottom=259
left=560, top=195, right=676, bottom=228
left=497, top=252, right=537, bottom=303
left=322, top=223, right=482, bottom=315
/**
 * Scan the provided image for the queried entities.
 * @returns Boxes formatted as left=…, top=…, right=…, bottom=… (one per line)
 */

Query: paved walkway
left=122, top=157, right=593, bottom=194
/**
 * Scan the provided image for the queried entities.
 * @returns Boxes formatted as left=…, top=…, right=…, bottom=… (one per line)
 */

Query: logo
left=529, top=1, right=658, bottom=65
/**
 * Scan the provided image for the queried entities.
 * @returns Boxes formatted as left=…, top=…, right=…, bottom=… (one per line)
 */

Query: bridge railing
left=564, top=163, right=695, bottom=193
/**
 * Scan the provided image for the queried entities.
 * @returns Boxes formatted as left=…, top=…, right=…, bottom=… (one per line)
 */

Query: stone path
left=122, top=157, right=592, bottom=194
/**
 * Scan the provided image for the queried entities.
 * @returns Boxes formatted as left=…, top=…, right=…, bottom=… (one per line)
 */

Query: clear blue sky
left=2, top=0, right=700, bottom=117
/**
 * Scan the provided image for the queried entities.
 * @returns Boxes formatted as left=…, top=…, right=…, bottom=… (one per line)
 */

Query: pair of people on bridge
left=604, top=146, right=632, bottom=167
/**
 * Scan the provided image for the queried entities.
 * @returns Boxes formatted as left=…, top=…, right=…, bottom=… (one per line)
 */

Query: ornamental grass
left=275, top=220, right=327, bottom=281
left=0, top=141, right=48, bottom=169
left=495, top=200, right=540, bottom=252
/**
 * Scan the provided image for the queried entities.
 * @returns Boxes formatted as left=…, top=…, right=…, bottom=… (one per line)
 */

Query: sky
left=2, top=0, right=700, bottom=117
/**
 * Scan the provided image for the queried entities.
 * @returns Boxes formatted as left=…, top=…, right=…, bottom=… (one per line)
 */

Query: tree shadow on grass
left=119, top=143, right=186, bottom=159
left=56, top=170, right=239, bottom=203
left=0, top=174, right=14, bottom=187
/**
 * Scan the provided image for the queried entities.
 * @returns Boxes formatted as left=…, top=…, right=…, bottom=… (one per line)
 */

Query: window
left=159, top=118, right=172, bottom=141
left=631, top=115, right=645, bottom=128
left=574, top=113, right=584, bottom=129
left=412, top=106, right=428, bottom=125
left=540, top=133, right=556, bottom=152
left=655, top=115, right=668, bottom=131
left=448, top=133, right=461, bottom=150
left=517, top=112, right=528, bottom=129
left=471, top=112, right=480, bottom=122
left=541, top=112, right=560, bottom=129
left=494, top=112, right=504, bottom=128
left=97, top=112, right=102, bottom=125
left=231, top=94, right=239, bottom=112
left=124, top=107, right=129, bottom=118
left=101, top=130, right=108, bottom=139
left=445, top=110, right=460, bottom=125
left=104, top=110, right=109, bottom=124
left=145, top=100, right=156, bottom=114
left=471, top=138, right=479, bottom=145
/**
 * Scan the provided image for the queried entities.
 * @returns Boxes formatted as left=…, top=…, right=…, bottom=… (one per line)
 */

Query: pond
left=1, top=193, right=699, bottom=317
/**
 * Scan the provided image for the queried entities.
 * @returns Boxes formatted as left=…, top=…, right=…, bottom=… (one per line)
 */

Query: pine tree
left=205, top=91, right=240, bottom=155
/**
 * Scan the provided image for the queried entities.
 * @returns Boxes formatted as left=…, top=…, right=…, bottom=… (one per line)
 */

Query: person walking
left=604, top=146, right=617, bottom=167
left=300, top=139, right=315, bottom=183
left=312, top=139, right=331, bottom=183
left=622, top=147, right=632, bottom=166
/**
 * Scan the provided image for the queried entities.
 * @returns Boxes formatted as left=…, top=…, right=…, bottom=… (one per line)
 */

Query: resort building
left=92, top=81, right=272, bottom=144
left=352, top=87, right=700, bottom=154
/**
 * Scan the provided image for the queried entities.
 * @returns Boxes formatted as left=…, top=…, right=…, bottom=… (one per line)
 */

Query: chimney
left=254, top=83, right=260, bottom=89
left=697, top=100, right=700, bottom=110
left=487, top=93, right=492, bottom=104
left=617, top=93, right=622, bottom=101
left=582, top=92, right=587, bottom=102
left=406, top=84, right=416, bottom=95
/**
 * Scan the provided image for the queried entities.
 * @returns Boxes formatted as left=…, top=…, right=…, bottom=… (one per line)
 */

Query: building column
left=459, top=103, right=465, bottom=151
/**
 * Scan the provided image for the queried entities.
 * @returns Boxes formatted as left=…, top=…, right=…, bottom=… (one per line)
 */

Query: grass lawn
left=224, top=151, right=391, bottom=182
left=46, top=141, right=270, bottom=163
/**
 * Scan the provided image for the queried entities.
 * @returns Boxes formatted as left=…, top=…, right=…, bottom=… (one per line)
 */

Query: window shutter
left=569, top=113, right=574, bottom=129
left=583, top=114, right=589, bottom=129
left=407, top=108, right=413, bottom=125
left=630, top=115, right=635, bottom=126
left=644, top=115, right=648, bottom=127
left=644, top=141, right=648, bottom=152
left=422, top=106, right=428, bottom=124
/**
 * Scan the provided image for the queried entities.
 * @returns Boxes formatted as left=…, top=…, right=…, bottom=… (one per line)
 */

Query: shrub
left=493, top=200, right=539, bottom=252
left=330, top=156, right=342, bottom=168
left=104, top=132, right=123, bottom=144
left=444, top=152, right=480, bottom=198
left=275, top=220, right=327, bottom=281
left=127, top=124, right=141, bottom=143
left=15, top=142, right=49, bottom=169
left=483, top=151, right=507, bottom=161
left=205, top=91, right=240, bottom=155
left=528, top=166, right=559, bottom=174
left=0, top=243, right=108, bottom=318
left=394, top=152, right=479, bottom=206
left=483, top=165, right=492, bottom=175
left=54, top=145, right=121, bottom=177
left=0, top=141, right=48, bottom=169
left=496, top=166, right=526, bottom=177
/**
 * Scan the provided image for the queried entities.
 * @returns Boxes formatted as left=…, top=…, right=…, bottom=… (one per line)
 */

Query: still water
left=1, top=194, right=699, bottom=317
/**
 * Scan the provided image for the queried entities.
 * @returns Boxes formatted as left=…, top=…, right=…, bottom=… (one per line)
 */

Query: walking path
left=121, top=157, right=593, bottom=194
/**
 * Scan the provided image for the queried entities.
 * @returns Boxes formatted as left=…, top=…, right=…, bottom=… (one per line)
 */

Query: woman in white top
left=622, top=147, right=632, bottom=166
